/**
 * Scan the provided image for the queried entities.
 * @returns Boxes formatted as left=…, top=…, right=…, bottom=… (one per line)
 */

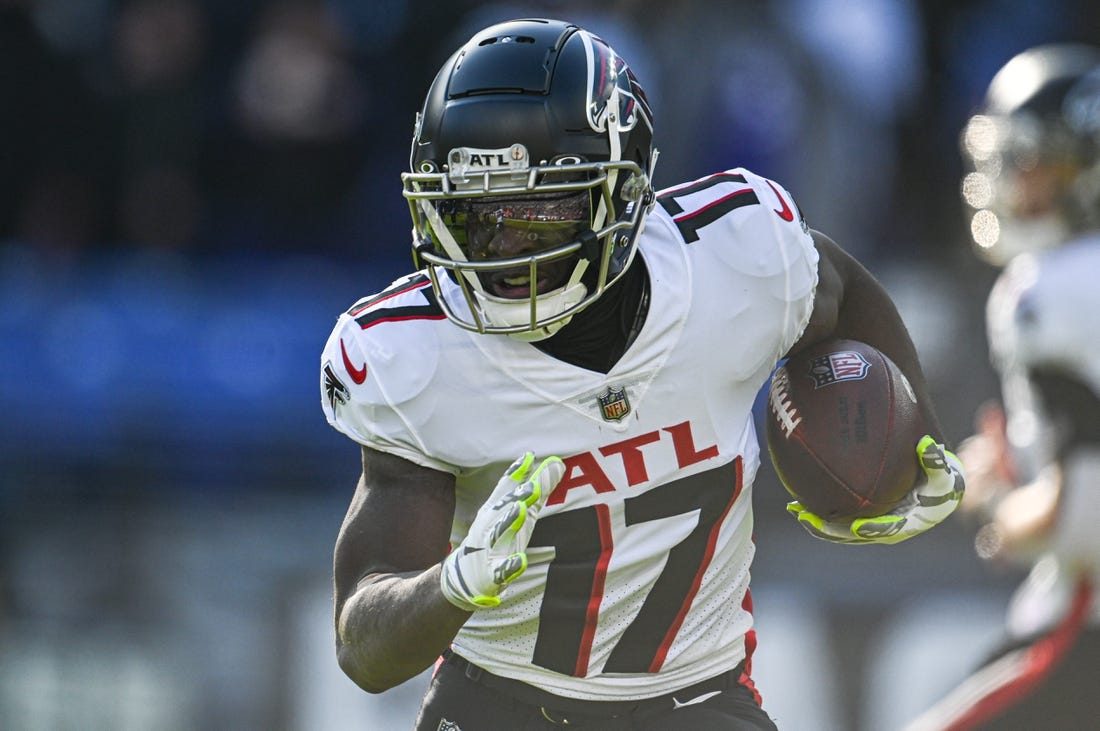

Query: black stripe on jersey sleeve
left=657, top=173, right=761, bottom=243
left=657, top=172, right=749, bottom=216
left=352, top=276, right=445, bottom=329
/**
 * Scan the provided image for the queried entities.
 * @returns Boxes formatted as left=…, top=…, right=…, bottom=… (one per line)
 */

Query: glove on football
left=440, top=453, right=565, bottom=611
left=787, top=436, right=966, bottom=545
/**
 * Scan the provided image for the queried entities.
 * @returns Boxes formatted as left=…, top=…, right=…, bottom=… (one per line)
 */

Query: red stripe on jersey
left=739, top=588, right=764, bottom=706
left=575, top=503, right=614, bottom=678
left=349, top=278, right=432, bottom=316
left=649, top=457, right=744, bottom=672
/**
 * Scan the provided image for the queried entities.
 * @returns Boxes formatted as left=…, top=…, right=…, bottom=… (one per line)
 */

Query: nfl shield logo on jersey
left=597, top=386, right=631, bottom=422
left=808, top=350, right=871, bottom=388
left=437, top=719, right=462, bottom=731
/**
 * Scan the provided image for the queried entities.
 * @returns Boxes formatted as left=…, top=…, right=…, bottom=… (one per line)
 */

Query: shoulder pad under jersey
left=654, top=167, right=812, bottom=257
left=319, top=273, right=449, bottom=453
left=648, top=167, right=818, bottom=373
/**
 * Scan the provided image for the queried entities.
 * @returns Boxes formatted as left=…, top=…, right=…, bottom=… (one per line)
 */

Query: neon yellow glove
left=787, top=436, right=966, bottom=545
left=440, top=453, right=565, bottom=611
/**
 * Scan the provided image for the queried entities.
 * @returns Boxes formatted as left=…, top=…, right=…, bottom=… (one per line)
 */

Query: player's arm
left=792, top=230, right=944, bottom=440
left=334, top=446, right=565, bottom=692
left=786, top=231, right=965, bottom=544
left=333, top=447, right=467, bottom=693
left=978, top=369, right=1100, bottom=562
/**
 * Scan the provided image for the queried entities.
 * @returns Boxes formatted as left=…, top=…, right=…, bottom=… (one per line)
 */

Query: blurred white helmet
left=961, top=43, right=1100, bottom=265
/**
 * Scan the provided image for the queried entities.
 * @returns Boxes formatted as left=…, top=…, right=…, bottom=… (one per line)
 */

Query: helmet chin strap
left=501, top=292, right=582, bottom=341
left=486, top=258, right=591, bottom=342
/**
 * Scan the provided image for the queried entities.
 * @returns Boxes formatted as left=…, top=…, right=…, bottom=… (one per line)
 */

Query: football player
left=321, top=18, right=964, bottom=730
left=905, top=43, right=1100, bottom=731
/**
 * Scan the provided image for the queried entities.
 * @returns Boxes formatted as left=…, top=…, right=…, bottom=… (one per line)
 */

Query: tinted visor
left=436, top=190, right=591, bottom=260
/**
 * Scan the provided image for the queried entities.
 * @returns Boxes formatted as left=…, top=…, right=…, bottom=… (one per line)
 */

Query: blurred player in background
left=320, top=18, right=964, bottom=730
left=906, top=43, right=1100, bottom=731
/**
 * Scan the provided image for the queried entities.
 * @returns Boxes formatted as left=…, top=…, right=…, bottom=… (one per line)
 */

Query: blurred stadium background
left=1, top=1, right=1097, bottom=729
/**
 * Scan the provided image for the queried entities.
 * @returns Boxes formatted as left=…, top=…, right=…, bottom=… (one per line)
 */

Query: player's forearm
left=808, top=232, right=946, bottom=442
left=986, top=463, right=1061, bottom=559
left=336, top=564, right=470, bottom=693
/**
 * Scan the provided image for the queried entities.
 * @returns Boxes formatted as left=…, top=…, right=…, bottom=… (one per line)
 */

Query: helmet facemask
left=405, top=149, right=651, bottom=341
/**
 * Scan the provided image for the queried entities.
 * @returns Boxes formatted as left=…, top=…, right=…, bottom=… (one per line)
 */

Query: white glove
left=787, top=436, right=966, bottom=544
left=440, top=453, right=565, bottom=611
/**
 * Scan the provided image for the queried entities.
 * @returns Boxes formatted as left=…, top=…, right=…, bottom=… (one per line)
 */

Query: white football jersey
left=321, top=168, right=818, bottom=700
left=985, top=233, right=1100, bottom=634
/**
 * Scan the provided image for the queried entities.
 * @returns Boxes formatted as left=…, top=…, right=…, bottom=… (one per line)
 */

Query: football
left=765, top=339, right=925, bottom=521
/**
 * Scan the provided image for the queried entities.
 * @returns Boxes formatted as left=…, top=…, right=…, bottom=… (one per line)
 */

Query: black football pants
left=413, top=651, right=779, bottom=731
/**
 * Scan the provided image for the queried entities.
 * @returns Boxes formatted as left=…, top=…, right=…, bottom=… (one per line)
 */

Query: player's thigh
left=635, top=683, right=779, bottom=731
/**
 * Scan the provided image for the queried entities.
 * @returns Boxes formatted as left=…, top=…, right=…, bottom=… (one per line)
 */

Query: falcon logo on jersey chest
left=597, top=386, right=631, bottom=422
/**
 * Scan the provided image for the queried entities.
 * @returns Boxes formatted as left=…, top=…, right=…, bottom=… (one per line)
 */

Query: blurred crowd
left=1, top=0, right=1096, bottom=261
left=2, top=0, right=441, bottom=259
left=2, top=1, right=1099, bottom=729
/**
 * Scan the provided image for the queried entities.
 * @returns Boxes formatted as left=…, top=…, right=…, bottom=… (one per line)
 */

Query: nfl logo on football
left=809, top=350, right=871, bottom=388
left=597, top=386, right=631, bottom=422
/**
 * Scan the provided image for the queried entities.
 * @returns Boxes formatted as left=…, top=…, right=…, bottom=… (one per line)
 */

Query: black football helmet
left=402, top=18, right=657, bottom=340
left=961, top=43, right=1100, bottom=264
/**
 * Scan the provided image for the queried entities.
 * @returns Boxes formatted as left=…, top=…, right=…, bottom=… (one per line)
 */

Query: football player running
left=321, top=18, right=964, bottom=730
left=905, top=44, right=1100, bottom=731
